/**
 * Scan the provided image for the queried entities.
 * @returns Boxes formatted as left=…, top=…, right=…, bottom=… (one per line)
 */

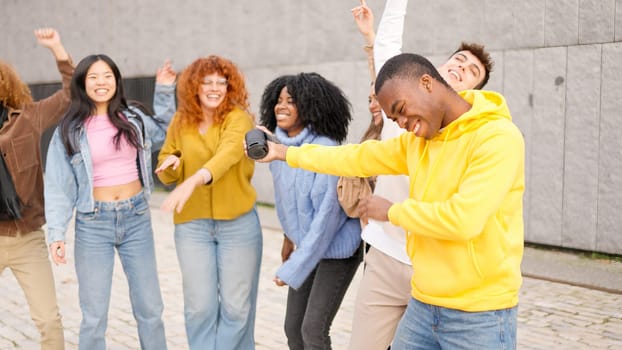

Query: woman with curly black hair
left=259, top=72, right=362, bottom=350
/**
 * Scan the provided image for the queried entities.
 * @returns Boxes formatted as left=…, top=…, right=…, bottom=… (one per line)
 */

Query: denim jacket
left=44, top=84, right=176, bottom=244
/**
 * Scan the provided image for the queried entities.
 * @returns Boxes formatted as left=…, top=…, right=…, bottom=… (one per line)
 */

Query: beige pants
left=0, top=229, right=65, bottom=350
left=348, top=246, right=412, bottom=350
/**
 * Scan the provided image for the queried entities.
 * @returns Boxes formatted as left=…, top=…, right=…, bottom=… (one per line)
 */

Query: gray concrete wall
left=5, top=0, right=622, bottom=254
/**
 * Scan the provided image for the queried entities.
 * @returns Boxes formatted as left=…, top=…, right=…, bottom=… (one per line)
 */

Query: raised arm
left=374, top=0, right=408, bottom=76
left=351, top=0, right=376, bottom=81
left=27, top=28, right=74, bottom=132
left=34, top=28, right=69, bottom=62
left=375, top=0, right=408, bottom=138
left=156, top=59, right=177, bottom=85
left=153, top=59, right=177, bottom=130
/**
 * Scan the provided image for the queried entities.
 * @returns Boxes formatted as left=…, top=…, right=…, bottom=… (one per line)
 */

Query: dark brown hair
left=453, top=42, right=494, bottom=89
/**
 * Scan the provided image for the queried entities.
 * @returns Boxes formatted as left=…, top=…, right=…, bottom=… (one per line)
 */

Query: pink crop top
left=86, top=114, right=139, bottom=187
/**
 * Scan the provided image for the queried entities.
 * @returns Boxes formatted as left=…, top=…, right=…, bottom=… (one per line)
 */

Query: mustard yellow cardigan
left=157, top=107, right=256, bottom=224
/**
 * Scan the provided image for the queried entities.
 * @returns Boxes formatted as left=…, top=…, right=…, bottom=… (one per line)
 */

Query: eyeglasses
left=202, top=78, right=228, bottom=87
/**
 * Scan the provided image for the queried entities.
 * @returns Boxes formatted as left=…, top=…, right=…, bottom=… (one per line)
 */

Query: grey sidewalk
left=1, top=190, right=621, bottom=349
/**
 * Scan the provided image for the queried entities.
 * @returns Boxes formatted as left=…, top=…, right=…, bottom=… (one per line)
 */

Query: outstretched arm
left=244, top=126, right=289, bottom=162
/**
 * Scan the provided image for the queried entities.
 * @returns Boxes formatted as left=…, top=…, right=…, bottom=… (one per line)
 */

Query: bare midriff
left=93, top=179, right=142, bottom=201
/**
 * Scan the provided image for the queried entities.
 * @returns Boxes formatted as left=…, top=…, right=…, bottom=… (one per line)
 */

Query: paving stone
left=1, top=192, right=622, bottom=349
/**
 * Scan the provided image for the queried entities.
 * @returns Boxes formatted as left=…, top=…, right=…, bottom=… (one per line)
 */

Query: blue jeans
left=74, top=191, right=166, bottom=350
left=392, top=298, right=517, bottom=350
left=284, top=243, right=363, bottom=350
left=175, top=208, right=263, bottom=350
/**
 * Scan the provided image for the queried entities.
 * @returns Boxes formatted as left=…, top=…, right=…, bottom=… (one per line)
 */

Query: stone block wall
left=5, top=0, right=621, bottom=254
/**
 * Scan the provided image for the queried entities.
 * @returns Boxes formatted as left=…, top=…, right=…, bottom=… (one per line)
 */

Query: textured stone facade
left=5, top=0, right=621, bottom=253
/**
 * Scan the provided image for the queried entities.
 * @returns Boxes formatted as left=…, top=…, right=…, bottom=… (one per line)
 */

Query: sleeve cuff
left=388, top=203, right=402, bottom=227
left=155, top=83, right=176, bottom=93
left=46, top=230, right=65, bottom=246
left=197, top=168, right=212, bottom=185
left=276, top=264, right=303, bottom=290
left=285, top=146, right=300, bottom=168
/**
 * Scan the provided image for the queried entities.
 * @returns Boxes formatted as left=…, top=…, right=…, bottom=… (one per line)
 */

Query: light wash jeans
left=175, top=208, right=263, bottom=350
left=392, top=298, right=517, bottom=350
left=74, top=191, right=166, bottom=350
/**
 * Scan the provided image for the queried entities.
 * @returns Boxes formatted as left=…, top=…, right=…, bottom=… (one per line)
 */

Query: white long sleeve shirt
left=362, top=0, right=412, bottom=265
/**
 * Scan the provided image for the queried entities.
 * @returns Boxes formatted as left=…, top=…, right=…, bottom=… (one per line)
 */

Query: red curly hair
left=0, top=60, right=33, bottom=109
left=175, top=55, right=249, bottom=128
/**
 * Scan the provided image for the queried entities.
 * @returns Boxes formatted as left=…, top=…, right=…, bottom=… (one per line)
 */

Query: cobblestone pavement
left=1, top=193, right=621, bottom=349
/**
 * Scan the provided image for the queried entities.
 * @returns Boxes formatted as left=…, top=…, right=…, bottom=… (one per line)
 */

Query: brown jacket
left=0, top=59, right=73, bottom=236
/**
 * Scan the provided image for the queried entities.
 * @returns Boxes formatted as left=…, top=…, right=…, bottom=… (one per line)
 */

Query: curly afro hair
left=259, top=72, right=351, bottom=143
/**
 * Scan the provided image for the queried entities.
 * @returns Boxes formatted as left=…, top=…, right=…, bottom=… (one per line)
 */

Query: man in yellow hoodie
left=251, top=52, right=525, bottom=349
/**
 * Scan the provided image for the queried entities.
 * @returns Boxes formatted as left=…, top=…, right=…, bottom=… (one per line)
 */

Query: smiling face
left=198, top=72, right=228, bottom=113
left=274, top=86, right=304, bottom=137
left=437, top=50, right=485, bottom=91
left=376, top=75, right=443, bottom=140
left=85, top=60, right=116, bottom=114
left=368, top=83, right=382, bottom=126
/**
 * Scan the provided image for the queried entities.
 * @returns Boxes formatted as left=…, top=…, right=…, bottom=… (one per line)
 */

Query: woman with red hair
left=155, top=55, right=262, bottom=350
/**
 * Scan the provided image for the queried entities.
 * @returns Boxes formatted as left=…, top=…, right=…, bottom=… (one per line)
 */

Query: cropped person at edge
left=0, top=27, right=73, bottom=350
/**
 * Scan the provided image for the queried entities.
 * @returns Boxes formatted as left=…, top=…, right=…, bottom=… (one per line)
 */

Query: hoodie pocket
left=468, top=240, right=486, bottom=279
left=469, top=216, right=509, bottom=280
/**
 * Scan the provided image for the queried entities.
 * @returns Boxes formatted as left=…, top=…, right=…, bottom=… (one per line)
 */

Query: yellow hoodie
left=287, top=90, right=525, bottom=312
